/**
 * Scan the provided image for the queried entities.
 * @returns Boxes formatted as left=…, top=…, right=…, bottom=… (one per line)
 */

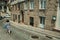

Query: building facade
left=0, top=0, right=10, bottom=17
left=10, top=0, right=60, bottom=30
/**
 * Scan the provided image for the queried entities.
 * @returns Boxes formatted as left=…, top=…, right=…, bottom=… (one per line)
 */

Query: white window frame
left=24, top=1, right=28, bottom=10
left=59, top=0, right=60, bottom=10
left=39, top=0, right=46, bottom=9
left=29, top=0, right=34, bottom=10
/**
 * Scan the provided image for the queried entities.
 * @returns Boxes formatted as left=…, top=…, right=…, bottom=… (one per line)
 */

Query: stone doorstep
left=10, top=21, right=60, bottom=39
left=53, top=27, right=60, bottom=32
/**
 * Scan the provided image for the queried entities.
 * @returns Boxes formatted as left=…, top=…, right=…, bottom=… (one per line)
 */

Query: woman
left=4, top=20, right=11, bottom=34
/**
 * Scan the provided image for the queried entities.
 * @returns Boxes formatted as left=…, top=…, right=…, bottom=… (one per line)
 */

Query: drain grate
left=46, top=36, right=53, bottom=39
left=31, top=35, right=39, bottom=39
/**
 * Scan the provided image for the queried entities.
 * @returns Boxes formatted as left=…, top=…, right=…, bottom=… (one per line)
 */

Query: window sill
left=39, top=8, right=46, bottom=11
left=24, top=9, right=28, bottom=11
left=29, top=9, right=34, bottom=11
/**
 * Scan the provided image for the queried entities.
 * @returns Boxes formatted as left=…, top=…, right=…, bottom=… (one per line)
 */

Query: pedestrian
left=4, top=20, right=11, bottom=34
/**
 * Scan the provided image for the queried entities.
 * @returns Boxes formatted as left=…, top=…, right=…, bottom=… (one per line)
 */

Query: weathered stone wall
left=11, top=0, right=58, bottom=30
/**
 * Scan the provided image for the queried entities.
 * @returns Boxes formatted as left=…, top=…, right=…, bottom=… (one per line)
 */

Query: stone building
left=9, top=0, right=60, bottom=30
left=0, top=0, right=10, bottom=17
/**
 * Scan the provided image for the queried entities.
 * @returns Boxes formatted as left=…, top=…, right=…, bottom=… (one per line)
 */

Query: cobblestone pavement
left=0, top=25, right=15, bottom=40
left=0, top=20, right=29, bottom=40
left=0, top=19, right=60, bottom=40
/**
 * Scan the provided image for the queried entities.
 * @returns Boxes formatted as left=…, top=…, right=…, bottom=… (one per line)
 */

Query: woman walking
left=4, top=20, right=11, bottom=34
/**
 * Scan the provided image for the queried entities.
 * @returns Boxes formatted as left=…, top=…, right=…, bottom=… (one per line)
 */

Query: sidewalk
left=10, top=21, right=60, bottom=39
left=0, top=26, right=15, bottom=40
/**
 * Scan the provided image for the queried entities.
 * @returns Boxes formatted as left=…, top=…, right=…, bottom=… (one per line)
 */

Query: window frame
left=40, top=16, right=45, bottom=24
left=59, top=0, right=60, bottom=9
left=24, top=1, right=28, bottom=10
left=29, top=0, right=34, bottom=10
left=39, top=0, right=46, bottom=9
left=17, top=3, right=20, bottom=10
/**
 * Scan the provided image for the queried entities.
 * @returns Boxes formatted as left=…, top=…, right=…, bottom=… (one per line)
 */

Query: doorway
left=18, top=15, right=20, bottom=23
left=21, top=10, right=24, bottom=23
left=39, top=16, right=45, bottom=28
left=30, top=17, right=34, bottom=26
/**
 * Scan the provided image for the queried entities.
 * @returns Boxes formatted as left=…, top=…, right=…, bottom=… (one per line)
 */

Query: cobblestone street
left=0, top=24, right=15, bottom=40
left=0, top=20, right=29, bottom=40
left=0, top=19, right=60, bottom=40
left=0, top=0, right=60, bottom=40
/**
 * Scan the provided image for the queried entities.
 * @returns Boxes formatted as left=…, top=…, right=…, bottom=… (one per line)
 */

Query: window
left=40, top=17, right=45, bottom=24
left=39, top=0, right=46, bottom=9
left=13, top=14, right=17, bottom=22
left=15, top=4, right=17, bottom=10
left=18, top=3, right=20, bottom=10
left=24, top=1, right=28, bottom=10
left=15, top=14, right=17, bottom=20
left=18, top=15, right=20, bottom=23
left=13, top=5, right=14, bottom=10
left=30, top=17, right=34, bottom=26
left=0, top=6, right=2, bottom=10
left=29, top=0, right=34, bottom=10
left=13, top=14, right=15, bottom=22
left=4, top=6, right=7, bottom=12
left=59, top=0, right=60, bottom=9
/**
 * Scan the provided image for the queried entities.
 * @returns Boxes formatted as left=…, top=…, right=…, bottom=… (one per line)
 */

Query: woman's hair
left=6, top=20, right=9, bottom=22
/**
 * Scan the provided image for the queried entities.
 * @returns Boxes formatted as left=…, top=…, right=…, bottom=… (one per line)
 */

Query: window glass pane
left=44, top=1, right=46, bottom=8
left=40, top=17, right=45, bottom=24
left=13, top=14, right=15, bottom=21
left=43, top=17, right=45, bottom=24
left=24, top=1, right=28, bottom=10
left=31, top=2, right=34, bottom=9
left=30, top=17, right=34, bottom=26
left=15, top=14, right=17, bottom=20
left=15, top=4, right=17, bottom=10
left=0, top=6, right=2, bottom=10
left=30, top=17, right=33, bottom=23
left=40, top=0, right=46, bottom=9
left=41, top=0, right=44, bottom=8
left=18, top=3, right=20, bottom=10
left=30, top=0, right=34, bottom=9
left=59, top=0, right=60, bottom=9
left=18, top=15, right=20, bottom=23
left=40, top=17, right=42, bottom=24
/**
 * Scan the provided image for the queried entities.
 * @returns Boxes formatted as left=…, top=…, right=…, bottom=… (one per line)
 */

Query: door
left=30, top=17, right=34, bottom=26
left=18, top=15, right=20, bottom=23
left=39, top=17, right=45, bottom=29
left=22, top=13, right=24, bottom=23
left=21, top=10, right=24, bottom=23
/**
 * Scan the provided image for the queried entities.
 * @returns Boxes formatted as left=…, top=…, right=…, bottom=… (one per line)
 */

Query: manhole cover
left=31, top=35, right=39, bottom=39
left=46, top=36, right=53, bottom=39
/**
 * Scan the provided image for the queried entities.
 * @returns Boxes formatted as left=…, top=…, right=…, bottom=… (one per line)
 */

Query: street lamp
left=52, top=16, right=56, bottom=21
